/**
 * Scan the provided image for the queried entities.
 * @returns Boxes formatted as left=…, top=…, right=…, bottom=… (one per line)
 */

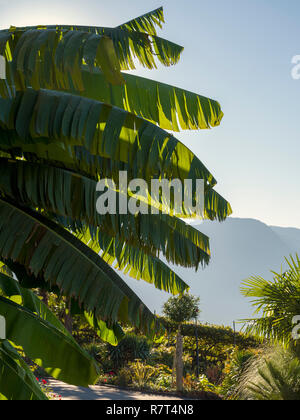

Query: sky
left=1, top=0, right=300, bottom=228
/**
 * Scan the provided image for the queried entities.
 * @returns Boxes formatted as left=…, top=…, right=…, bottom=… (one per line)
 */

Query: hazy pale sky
left=1, top=0, right=300, bottom=228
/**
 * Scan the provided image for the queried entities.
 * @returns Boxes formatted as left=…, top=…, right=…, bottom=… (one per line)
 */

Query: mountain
left=123, top=218, right=300, bottom=328
left=270, top=226, right=300, bottom=255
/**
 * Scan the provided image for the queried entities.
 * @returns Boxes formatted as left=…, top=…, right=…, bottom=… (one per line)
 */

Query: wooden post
left=64, top=300, right=73, bottom=334
left=195, top=319, right=200, bottom=379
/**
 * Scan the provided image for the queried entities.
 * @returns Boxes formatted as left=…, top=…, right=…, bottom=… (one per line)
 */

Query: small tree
left=163, top=294, right=200, bottom=392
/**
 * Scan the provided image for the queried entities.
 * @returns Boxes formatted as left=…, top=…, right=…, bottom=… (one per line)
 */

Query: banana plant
left=0, top=6, right=232, bottom=399
left=0, top=270, right=100, bottom=400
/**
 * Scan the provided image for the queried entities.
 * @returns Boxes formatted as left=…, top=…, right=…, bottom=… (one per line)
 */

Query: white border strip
left=0, top=315, right=6, bottom=340
left=0, top=55, right=6, bottom=80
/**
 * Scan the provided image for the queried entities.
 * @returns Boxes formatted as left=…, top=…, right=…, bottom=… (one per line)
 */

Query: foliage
left=78, top=321, right=258, bottom=398
left=108, top=334, right=152, bottom=369
left=0, top=6, right=232, bottom=398
left=162, top=294, right=200, bottom=324
left=0, top=272, right=100, bottom=400
left=155, top=368, right=173, bottom=390
left=161, top=319, right=259, bottom=349
left=236, top=256, right=300, bottom=400
left=115, top=368, right=131, bottom=388
left=221, top=349, right=256, bottom=398
left=82, top=343, right=104, bottom=365
left=241, top=254, right=300, bottom=348
left=127, top=360, right=157, bottom=388
left=107, top=360, right=218, bottom=396
left=149, top=343, right=175, bottom=369
left=183, top=374, right=217, bottom=393
left=0, top=341, right=48, bottom=401
left=236, top=346, right=300, bottom=400
left=35, top=378, right=62, bottom=401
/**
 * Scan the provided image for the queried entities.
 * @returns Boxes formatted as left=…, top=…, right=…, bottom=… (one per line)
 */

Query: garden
left=0, top=4, right=299, bottom=401
left=17, top=254, right=300, bottom=401
left=30, top=291, right=258, bottom=400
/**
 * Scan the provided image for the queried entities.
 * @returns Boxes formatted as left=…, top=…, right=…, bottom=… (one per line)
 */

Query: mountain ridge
left=123, top=217, right=300, bottom=327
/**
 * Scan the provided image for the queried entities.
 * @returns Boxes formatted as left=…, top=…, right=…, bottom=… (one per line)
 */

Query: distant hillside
left=123, top=218, right=300, bottom=328
left=270, top=226, right=300, bottom=254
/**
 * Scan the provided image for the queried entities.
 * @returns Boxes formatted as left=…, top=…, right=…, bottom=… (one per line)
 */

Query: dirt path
left=48, top=380, right=185, bottom=401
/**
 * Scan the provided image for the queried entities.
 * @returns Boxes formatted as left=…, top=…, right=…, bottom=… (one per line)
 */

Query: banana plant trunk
left=175, top=324, right=183, bottom=392
left=64, top=301, right=73, bottom=335
left=39, top=289, right=48, bottom=306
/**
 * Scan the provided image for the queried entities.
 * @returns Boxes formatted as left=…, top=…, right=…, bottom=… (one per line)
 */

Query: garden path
left=48, top=379, right=185, bottom=401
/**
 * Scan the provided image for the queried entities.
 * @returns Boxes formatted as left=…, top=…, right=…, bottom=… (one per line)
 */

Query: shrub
left=155, top=372, right=173, bottom=390
left=221, top=349, right=255, bottom=398
left=236, top=346, right=300, bottom=400
left=127, top=360, right=157, bottom=388
left=108, top=334, right=151, bottom=369
left=183, top=374, right=216, bottom=393
left=115, top=368, right=131, bottom=388
left=149, top=346, right=174, bottom=369
left=82, top=343, right=102, bottom=362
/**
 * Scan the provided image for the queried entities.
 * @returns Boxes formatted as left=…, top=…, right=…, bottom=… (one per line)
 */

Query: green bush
left=220, top=349, right=255, bottom=398
left=155, top=372, right=173, bottom=390
left=127, top=360, right=157, bottom=388
left=115, top=368, right=131, bottom=388
left=108, top=334, right=151, bottom=369
left=82, top=343, right=102, bottom=362
left=183, top=374, right=217, bottom=393
left=149, top=348, right=174, bottom=369
left=236, top=346, right=300, bottom=400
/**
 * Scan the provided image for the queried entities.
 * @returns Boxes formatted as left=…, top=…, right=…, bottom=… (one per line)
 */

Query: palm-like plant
left=0, top=7, right=231, bottom=399
left=241, top=255, right=300, bottom=348
left=236, top=347, right=300, bottom=400
left=240, top=255, right=300, bottom=400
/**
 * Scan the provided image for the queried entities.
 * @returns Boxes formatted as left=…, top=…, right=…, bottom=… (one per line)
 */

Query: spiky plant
left=241, top=254, right=300, bottom=348
left=239, top=255, right=300, bottom=400
left=236, top=346, right=300, bottom=400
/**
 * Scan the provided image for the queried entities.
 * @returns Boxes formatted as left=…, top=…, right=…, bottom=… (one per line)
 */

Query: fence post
left=233, top=321, right=236, bottom=347
left=195, top=319, right=200, bottom=379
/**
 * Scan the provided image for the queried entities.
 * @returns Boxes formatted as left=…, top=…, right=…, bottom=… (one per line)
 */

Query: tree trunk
left=172, top=347, right=177, bottom=387
left=175, top=324, right=183, bottom=392
left=39, top=289, right=48, bottom=306
left=64, top=301, right=73, bottom=334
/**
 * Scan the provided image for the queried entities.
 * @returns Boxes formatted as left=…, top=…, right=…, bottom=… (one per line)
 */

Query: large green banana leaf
left=2, top=259, right=60, bottom=294
left=0, top=139, right=231, bottom=224
left=90, top=231, right=191, bottom=294
left=0, top=294, right=99, bottom=386
left=84, top=313, right=125, bottom=347
left=0, top=260, right=125, bottom=346
left=4, top=63, right=223, bottom=132
left=0, top=272, right=72, bottom=337
left=69, top=227, right=189, bottom=295
left=0, top=89, right=232, bottom=225
left=70, top=67, right=224, bottom=131
left=64, top=148, right=231, bottom=222
left=0, top=7, right=183, bottom=94
left=0, top=197, right=159, bottom=333
left=0, top=340, right=48, bottom=400
left=0, top=89, right=217, bottom=189
left=0, top=158, right=211, bottom=268
left=0, top=268, right=123, bottom=348
left=0, top=261, right=13, bottom=277
left=118, top=7, right=165, bottom=36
